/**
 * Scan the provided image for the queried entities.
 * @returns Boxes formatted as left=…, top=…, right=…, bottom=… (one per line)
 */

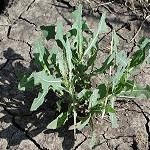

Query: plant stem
left=102, top=96, right=108, bottom=118
left=69, top=84, right=77, bottom=138
left=73, top=107, right=77, bottom=139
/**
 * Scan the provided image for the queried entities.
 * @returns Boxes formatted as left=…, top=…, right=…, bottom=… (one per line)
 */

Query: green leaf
left=111, top=30, right=119, bottom=54
left=66, top=37, right=73, bottom=81
left=111, top=31, right=129, bottom=90
left=106, top=106, right=115, bottom=113
left=138, top=37, right=150, bottom=50
left=71, top=4, right=83, bottom=58
left=109, top=112, right=118, bottom=128
left=87, top=48, right=97, bottom=67
left=88, top=89, right=99, bottom=109
left=76, top=115, right=91, bottom=130
left=114, top=79, right=135, bottom=95
left=18, top=75, right=34, bottom=91
left=120, top=85, right=150, bottom=99
left=130, top=49, right=146, bottom=68
left=40, top=25, right=56, bottom=40
left=82, top=20, right=90, bottom=32
left=109, top=97, right=118, bottom=128
left=83, top=12, right=107, bottom=57
left=77, top=89, right=92, bottom=99
left=30, top=71, right=62, bottom=91
left=76, top=63, right=87, bottom=73
left=94, top=55, right=114, bottom=74
left=125, top=80, right=135, bottom=91
left=112, top=51, right=129, bottom=89
left=28, top=71, right=62, bottom=110
left=90, top=106, right=102, bottom=114
left=130, top=38, right=150, bottom=68
left=98, top=84, right=107, bottom=99
left=30, top=90, right=48, bottom=111
left=55, top=22, right=66, bottom=48
left=116, top=51, right=128, bottom=66
left=56, top=50, right=68, bottom=78
left=33, top=38, right=45, bottom=62
left=47, top=112, right=68, bottom=129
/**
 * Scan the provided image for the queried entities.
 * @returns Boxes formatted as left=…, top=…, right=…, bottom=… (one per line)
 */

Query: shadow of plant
left=0, top=48, right=75, bottom=150
left=0, top=0, right=11, bottom=14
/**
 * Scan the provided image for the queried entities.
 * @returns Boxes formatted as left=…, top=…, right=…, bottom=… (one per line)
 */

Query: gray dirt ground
left=0, top=0, right=150, bottom=150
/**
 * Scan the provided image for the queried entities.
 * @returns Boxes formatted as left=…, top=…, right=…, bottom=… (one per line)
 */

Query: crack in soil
left=131, top=136, right=139, bottom=150
left=56, top=0, right=75, bottom=10
left=26, top=0, right=35, bottom=12
left=101, top=127, right=137, bottom=150
left=1, top=104, right=49, bottom=150
left=18, top=16, right=37, bottom=29
left=3, top=0, right=39, bottom=60
left=73, top=130, right=89, bottom=150
left=133, top=101, right=150, bottom=149
left=7, top=25, right=33, bottom=59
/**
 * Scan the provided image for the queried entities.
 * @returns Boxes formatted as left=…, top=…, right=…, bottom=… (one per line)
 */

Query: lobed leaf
left=71, top=4, right=83, bottom=58
left=28, top=71, right=62, bottom=110
left=83, top=12, right=107, bottom=57
left=56, top=50, right=68, bottom=78
left=66, top=37, right=73, bottom=81
left=29, top=71, right=62, bottom=91
left=111, top=31, right=129, bottom=87
left=33, top=38, right=45, bottom=63
left=55, top=22, right=66, bottom=49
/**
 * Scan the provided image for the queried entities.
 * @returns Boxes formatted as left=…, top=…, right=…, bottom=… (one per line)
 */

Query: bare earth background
left=0, top=0, right=150, bottom=149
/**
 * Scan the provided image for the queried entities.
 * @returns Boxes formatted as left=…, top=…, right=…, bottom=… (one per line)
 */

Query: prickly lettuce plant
left=19, top=5, right=150, bottom=137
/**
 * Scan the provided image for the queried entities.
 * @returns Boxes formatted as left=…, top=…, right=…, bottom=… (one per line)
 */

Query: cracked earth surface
left=0, top=0, right=150, bottom=149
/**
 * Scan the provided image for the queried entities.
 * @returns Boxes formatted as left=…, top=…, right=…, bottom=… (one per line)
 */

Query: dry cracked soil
left=0, top=0, right=150, bottom=150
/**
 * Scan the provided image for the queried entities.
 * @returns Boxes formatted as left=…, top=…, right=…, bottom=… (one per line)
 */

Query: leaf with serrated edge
left=71, top=4, right=83, bottom=57
left=112, top=35, right=129, bottom=88
left=83, top=12, right=107, bottom=57
left=28, top=71, right=62, bottom=111
left=66, top=37, right=73, bottom=81
left=33, top=38, right=45, bottom=62
left=31, top=71, right=62, bottom=91
left=57, top=50, right=67, bottom=78
left=55, top=22, right=66, bottom=48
